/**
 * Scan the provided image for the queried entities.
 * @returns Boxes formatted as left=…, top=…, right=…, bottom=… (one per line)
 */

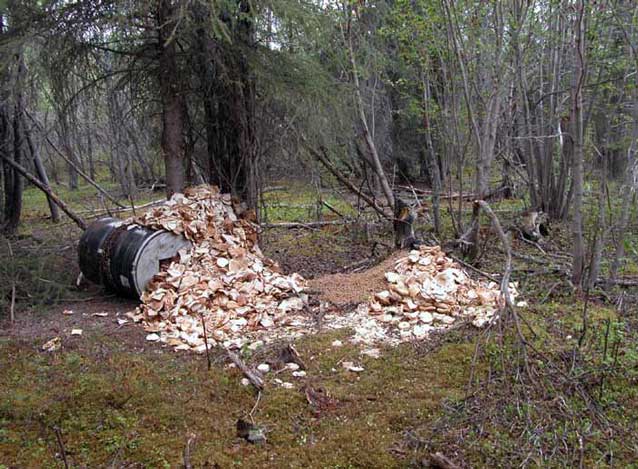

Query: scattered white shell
left=285, top=362, right=300, bottom=371
left=41, top=337, right=61, bottom=352
left=342, top=361, right=364, bottom=372
left=257, top=363, right=270, bottom=373
left=145, top=333, right=160, bottom=342
left=292, top=370, right=306, bottom=378
left=360, top=348, right=380, bottom=359
left=248, top=340, right=264, bottom=350
left=385, top=272, right=400, bottom=283
left=331, top=340, right=343, bottom=347
left=71, top=329, right=83, bottom=336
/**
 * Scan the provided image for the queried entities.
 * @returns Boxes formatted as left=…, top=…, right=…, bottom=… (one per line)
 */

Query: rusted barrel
left=78, top=218, right=191, bottom=298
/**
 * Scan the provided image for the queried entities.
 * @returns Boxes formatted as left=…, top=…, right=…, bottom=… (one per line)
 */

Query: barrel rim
left=130, top=229, right=174, bottom=296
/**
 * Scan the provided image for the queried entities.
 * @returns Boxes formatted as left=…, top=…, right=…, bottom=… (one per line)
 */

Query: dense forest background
left=1, top=0, right=637, bottom=290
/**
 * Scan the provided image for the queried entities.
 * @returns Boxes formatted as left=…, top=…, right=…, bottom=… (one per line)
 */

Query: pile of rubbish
left=326, top=245, right=516, bottom=345
left=126, top=186, right=307, bottom=351
left=124, top=185, right=515, bottom=352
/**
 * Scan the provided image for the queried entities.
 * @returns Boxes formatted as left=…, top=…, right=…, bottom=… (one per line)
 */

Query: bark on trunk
left=157, top=0, right=186, bottom=198
left=4, top=54, right=26, bottom=235
left=571, top=1, right=587, bottom=288
left=344, top=17, right=394, bottom=211
left=421, top=72, right=441, bottom=235
left=25, top=116, right=60, bottom=222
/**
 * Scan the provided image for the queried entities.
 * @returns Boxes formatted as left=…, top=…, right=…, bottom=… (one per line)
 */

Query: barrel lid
left=131, top=230, right=192, bottom=296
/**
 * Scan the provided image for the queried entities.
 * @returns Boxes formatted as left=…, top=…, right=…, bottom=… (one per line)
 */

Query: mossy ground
left=2, top=301, right=636, bottom=467
left=1, top=181, right=638, bottom=467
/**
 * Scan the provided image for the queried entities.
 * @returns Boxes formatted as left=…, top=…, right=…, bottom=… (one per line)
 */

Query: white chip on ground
left=62, top=309, right=74, bottom=315
left=71, top=329, right=83, bottom=336
left=248, top=340, right=264, bottom=350
left=257, top=363, right=270, bottom=373
left=292, top=370, right=306, bottom=378
left=281, top=382, right=294, bottom=389
left=145, top=333, right=160, bottom=342
left=92, top=312, right=109, bottom=317
left=342, top=361, right=364, bottom=372
left=285, top=362, right=300, bottom=371
left=41, top=337, right=61, bottom=352
left=331, top=339, right=343, bottom=347
left=241, top=378, right=250, bottom=386
left=360, top=348, right=380, bottom=359
left=117, top=319, right=129, bottom=326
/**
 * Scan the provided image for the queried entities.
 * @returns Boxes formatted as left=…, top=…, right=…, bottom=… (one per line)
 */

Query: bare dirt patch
left=0, top=297, right=144, bottom=350
left=308, top=250, right=408, bottom=305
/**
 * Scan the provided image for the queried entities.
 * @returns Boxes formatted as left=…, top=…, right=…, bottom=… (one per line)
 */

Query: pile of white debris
left=126, top=185, right=308, bottom=351
left=125, top=185, right=516, bottom=351
left=320, top=246, right=517, bottom=345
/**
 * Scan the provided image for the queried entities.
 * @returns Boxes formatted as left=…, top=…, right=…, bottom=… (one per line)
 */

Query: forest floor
left=1, top=181, right=638, bottom=468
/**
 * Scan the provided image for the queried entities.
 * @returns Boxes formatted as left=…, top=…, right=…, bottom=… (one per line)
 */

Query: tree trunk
left=587, top=153, right=607, bottom=289
left=84, top=105, right=95, bottom=181
left=4, top=54, right=26, bottom=235
left=25, top=116, right=60, bottom=222
left=344, top=15, right=394, bottom=211
left=421, top=71, right=441, bottom=235
left=157, top=0, right=186, bottom=198
left=59, top=116, right=79, bottom=190
left=571, top=0, right=587, bottom=288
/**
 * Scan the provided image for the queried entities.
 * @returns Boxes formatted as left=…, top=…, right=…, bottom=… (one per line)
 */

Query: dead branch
left=299, top=136, right=391, bottom=220
left=6, top=239, right=15, bottom=323
left=200, top=314, right=211, bottom=371
left=53, top=426, right=70, bottom=469
left=475, top=200, right=532, bottom=380
left=428, top=452, right=462, bottom=469
left=249, top=391, right=262, bottom=424
left=322, top=200, right=344, bottom=218
left=183, top=433, right=196, bottom=469
left=75, top=198, right=165, bottom=216
left=227, top=350, right=264, bottom=390
left=448, top=253, right=499, bottom=283
left=598, top=277, right=638, bottom=287
left=476, top=201, right=513, bottom=308
left=261, top=220, right=351, bottom=229
left=0, top=151, right=87, bottom=230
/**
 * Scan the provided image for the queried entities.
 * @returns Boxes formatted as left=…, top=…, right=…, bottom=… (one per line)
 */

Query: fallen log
left=261, top=220, right=352, bottom=229
left=0, top=152, right=87, bottom=230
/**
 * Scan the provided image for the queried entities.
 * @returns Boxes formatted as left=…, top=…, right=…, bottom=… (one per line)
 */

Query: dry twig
left=227, top=350, right=264, bottom=390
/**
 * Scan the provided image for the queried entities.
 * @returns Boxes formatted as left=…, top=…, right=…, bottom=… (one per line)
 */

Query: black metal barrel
left=78, top=217, right=123, bottom=285
left=78, top=218, right=191, bottom=298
